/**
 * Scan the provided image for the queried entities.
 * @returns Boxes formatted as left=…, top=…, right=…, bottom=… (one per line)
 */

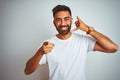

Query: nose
left=61, top=20, right=66, bottom=26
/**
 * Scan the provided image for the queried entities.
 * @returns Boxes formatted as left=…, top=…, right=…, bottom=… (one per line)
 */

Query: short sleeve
left=87, top=36, right=96, bottom=52
left=37, top=41, right=47, bottom=65
left=39, top=54, right=47, bottom=64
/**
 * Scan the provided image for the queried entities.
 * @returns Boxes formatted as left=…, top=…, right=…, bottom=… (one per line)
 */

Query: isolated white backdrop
left=0, top=0, right=120, bottom=80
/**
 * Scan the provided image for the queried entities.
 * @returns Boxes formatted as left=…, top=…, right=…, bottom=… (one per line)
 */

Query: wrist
left=86, top=27, right=94, bottom=34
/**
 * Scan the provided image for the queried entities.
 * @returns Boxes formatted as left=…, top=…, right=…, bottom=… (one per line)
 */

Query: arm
left=88, top=28, right=118, bottom=53
left=73, top=16, right=118, bottom=53
left=24, top=48, right=44, bottom=75
left=24, top=42, right=54, bottom=75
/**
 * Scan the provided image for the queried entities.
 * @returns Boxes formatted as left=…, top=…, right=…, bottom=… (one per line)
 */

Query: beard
left=56, top=24, right=71, bottom=35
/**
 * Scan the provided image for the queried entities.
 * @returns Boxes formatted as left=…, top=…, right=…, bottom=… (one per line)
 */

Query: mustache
left=58, top=25, right=69, bottom=28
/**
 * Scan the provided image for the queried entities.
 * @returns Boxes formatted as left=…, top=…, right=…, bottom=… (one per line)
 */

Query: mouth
left=61, top=26, right=68, bottom=30
left=56, top=25, right=71, bottom=35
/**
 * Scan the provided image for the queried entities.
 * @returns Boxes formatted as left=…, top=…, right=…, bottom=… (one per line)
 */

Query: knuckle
left=43, top=42, right=49, bottom=45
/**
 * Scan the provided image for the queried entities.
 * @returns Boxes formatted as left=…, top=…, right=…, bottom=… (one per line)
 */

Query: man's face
left=53, top=11, right=72, bottom=35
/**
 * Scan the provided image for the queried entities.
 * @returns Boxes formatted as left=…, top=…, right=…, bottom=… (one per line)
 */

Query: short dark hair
left=52, top=5, right=72, bottom=17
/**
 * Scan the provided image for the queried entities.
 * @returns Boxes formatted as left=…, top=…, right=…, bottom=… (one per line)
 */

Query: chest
left=47, top=41, right=82, bottom=65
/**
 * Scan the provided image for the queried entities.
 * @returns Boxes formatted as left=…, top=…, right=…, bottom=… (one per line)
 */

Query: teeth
left=61, top=27, right=67, bottom=30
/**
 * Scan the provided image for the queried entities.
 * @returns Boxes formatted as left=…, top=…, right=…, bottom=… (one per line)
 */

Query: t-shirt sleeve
left=86, top=36, right=96, bottom=52
left=39, top=54, right=47, bottom=64
left=37, top=41, right=47, bottom=65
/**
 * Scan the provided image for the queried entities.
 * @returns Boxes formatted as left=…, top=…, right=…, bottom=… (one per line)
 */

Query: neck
left=56, top=32, right=72, bottom=40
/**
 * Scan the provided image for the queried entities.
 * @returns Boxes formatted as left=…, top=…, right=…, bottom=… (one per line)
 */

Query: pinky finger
left=71, top=28, right=78, bottom=32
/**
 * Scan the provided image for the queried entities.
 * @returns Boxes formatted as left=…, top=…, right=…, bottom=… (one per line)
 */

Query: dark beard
left=56, top=25, right=71, bottom=35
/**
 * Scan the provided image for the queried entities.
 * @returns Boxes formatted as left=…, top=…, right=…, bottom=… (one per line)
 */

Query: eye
left=55, top=18, right=61, bottom=22
left=64, top=17, right=71, bottom=21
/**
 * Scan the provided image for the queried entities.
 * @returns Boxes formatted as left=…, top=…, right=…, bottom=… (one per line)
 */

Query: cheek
left=67, top=20, right=72, bottom=25
left=70, top=19, right=72, bottom=24
left=71, top=20, right=72, bottom=24
left=53, top=21, right=57, bottom=27
left=54, top=22, right=60, bottom=27
left=67, top=21, right=72, bottom=26
left=70, top=21, right=72, bottom=26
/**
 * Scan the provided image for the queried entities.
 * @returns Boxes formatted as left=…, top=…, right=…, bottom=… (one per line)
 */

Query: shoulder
left=44, top=36, right=56, bottom=43
left=72, top=33, right=87, bottom=39
left=72, top=33, right=95, bottom=41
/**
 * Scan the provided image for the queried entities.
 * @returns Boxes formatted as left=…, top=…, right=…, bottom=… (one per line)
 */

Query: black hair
left=52, top=5, right=72, bottom=17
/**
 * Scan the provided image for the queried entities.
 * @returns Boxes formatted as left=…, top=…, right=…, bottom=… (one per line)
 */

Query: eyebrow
left=65, top=16, right=71, bottom=18
left=55, top=16, right=71, bottom=20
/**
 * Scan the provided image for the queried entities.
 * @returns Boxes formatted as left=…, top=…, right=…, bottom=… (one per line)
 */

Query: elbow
left=24, top=64, right=35, bottom=75
left=24, top=67, right=34, bottom=75
left=24, top=63, right=40, bottom=75
left=113, top=44, right=119, bottom=52
left=109, top=44, right=119, bottom=53
left=24, top=69, right=29, bottom=75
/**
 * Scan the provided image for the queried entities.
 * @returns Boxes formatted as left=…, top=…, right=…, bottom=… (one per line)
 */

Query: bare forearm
left=89, top=29, right=118, bottom=52
left=24, top=42, right=54, bottom=75
left=24, top=50, right=43, bottom=75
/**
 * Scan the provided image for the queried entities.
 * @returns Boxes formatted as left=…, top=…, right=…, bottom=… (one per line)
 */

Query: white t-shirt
left=39, top=33, right=96, bottom=80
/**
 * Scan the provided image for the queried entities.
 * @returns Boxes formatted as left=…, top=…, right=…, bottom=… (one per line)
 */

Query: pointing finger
left=44, top=42, right=54, bottom=46
left=49, top=42, right=55, bottom=46
left=43, top=42, right=49, bottom=45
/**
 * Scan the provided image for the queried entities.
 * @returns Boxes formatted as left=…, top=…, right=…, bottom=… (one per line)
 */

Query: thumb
left=77, top=16, right=80, bottom=22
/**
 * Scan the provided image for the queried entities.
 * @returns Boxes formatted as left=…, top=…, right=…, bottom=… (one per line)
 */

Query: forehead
left=54, top=11, right=71, bottom=19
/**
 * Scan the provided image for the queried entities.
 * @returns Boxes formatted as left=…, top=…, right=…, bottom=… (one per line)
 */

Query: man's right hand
left=39, top=42, right=55, bottom=54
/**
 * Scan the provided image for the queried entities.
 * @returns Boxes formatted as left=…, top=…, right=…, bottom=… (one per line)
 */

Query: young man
left=24, top=5, right=118, bottom=80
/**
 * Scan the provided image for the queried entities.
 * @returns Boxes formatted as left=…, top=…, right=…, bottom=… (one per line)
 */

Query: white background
left=0, top=0, right=120, bottom=80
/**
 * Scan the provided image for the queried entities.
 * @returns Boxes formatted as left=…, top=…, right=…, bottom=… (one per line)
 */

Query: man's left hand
left=72, top=16, right=89, bottom=32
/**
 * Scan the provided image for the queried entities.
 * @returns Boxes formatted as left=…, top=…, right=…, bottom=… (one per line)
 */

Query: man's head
left=52, top=5, right=73, bottom=35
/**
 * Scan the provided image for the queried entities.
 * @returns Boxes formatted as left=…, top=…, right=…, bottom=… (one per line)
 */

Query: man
left=24, top=5, right=118, bottom=80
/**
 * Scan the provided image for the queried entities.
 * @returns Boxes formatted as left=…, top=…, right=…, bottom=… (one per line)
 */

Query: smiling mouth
left=56, top=25, right=71, bottom=35
left=60, top=26, right=68, bottom=30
